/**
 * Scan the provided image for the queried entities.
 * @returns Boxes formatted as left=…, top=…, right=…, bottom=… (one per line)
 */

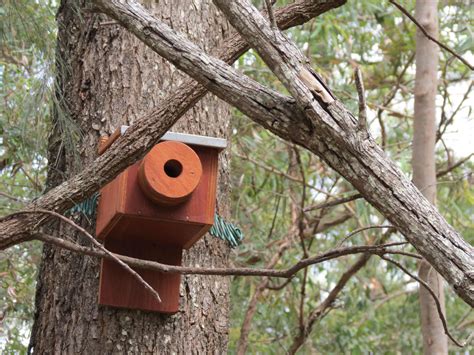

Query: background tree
left=412, top=0, right=448, bottom=353
left=1, top=0, right=55, bottom=349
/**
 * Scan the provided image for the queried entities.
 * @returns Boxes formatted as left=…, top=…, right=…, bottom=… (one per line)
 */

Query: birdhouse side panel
left=95, top=170, right=128, bottom=239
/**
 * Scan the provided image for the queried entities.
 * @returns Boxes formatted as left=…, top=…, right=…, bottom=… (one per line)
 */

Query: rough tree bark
left=89, top=0, right=474, bottom=306
left=413, top=1, right=448, bottom=353
left=29, top=0, right=232, bottom=353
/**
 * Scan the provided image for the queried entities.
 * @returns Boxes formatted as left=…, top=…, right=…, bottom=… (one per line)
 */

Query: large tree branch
left=87, top=0, right=473, bottom=305
left=0, top=0, right=344, bottom=249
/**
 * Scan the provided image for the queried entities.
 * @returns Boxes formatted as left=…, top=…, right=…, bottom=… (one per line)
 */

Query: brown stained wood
left=98, top=214, right=211, bottom=249
left=97, top=127, right=122, bottom=155
left=99, top=239, right=183, bottom=313
left=96, top=145, right=217, bottom=242
left=95, top=142, right=218, bottom=311
left=138, top=141, right=203, bottom=206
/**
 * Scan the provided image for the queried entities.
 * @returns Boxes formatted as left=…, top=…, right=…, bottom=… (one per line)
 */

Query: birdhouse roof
left=120, top=125, right=227, bottom=150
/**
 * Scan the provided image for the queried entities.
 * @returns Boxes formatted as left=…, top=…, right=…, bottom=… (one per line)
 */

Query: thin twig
left=266, top=188, right=282, bottom=240
left=0, top=191, right=24, bottom=203
left=235, top=152, right=335, bottom=196
left=355, top=289, right=416, bottom=328
left=266, top=277, right=294, bottom=291
left=19, top=166, right=43, bottom=192
left=34, top=230, right=409, bottom=279
left=18, top=209, right=162, bottom=303
left=336, top=225, right=394, bottom=248
left=354, top=66, right=368, bottom=132
left=379, top=255, right=473, bottom=347
left=304, top=193, right=362, bottom=212
left=436, top=153, right=473, bottom=178
left=237, top=230, right=296, bottom=355
left=437, top=81, right=473, bottom=142
left=264, top=0, right=277, bottom=28
left=389, top=0, right=474, bottom=70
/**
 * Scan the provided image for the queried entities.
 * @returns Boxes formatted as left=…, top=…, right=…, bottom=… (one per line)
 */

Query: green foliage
left=0, top=0, right=58, bottom=352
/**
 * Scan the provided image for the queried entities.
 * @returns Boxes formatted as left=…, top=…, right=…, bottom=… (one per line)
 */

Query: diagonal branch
left=303, top=193, right=362, bottom=212
left=436, top=153, right=473, bottom=178
left=209, top=0, right=473, bottom=305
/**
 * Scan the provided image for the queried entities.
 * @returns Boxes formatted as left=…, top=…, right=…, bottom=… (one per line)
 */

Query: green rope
left=66, top=192, right=100, bottom=217
left=67, top=192, right=243, bottom=248
left=209, top=213, right=244, bottom=248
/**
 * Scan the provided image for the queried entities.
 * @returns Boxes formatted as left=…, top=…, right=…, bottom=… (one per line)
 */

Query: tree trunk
left=413, top=1, right=447, bottom=353
left=29, top=0, right=232, bottom=353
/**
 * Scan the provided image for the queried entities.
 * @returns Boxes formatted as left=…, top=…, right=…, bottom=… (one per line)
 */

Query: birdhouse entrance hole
left=164, top=159, right=183, bottom=178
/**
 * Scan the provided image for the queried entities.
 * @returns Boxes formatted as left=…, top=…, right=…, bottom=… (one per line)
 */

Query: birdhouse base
left=98, top=239, right=182, bottom=313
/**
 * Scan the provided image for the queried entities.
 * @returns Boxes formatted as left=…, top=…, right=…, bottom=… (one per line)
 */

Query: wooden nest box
left=96, top=127, right=226, bottom=313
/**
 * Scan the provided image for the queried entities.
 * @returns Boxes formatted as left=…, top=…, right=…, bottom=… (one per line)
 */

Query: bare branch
left=336, top=225, right=395, bottom=248
left=235, top=152, right=336, bottom=196
left=437, top=81, right=473, bottom=141
left=303, top=193, right=362, bottom=212
left=34, top=229, right=408, bottom=279
left=436, top=153, right=473, bottom=178
left=264, top=0, right=276, bottom=28
left=0, top=191, right=24, bottom=203
left=237, top=229, right=296, bottom=354
left=388, top=0, right=474, bottom=70
left=354, top=66, right=368, bottom=132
